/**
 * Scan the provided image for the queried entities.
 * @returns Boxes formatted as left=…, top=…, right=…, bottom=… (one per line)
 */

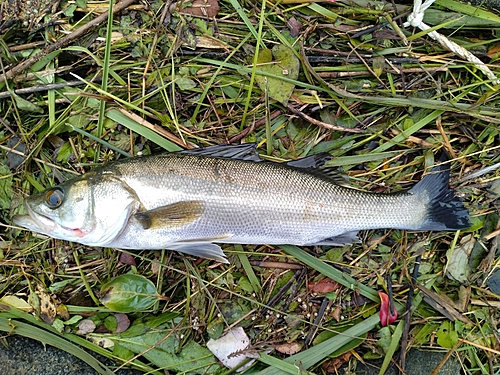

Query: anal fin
left=308, top=231, right=360, bottom=246
left=166, top=242, right=229, bottom=263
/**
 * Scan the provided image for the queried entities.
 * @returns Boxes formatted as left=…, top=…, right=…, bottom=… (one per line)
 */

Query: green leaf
left=255, top=44, right=300, bottom=105
left=12, top=93, right=43, bottom=113
left=436, top=321, right=459, bottom=348
left=64, top=3, right=78, bottom=17
left=76, top=0, right=87, bottom=9
left=100, top=274, right=158, bottom=313
left=313, top=325, right=367, bottom=357
left=176, top=76, right=197, bottom=91
left=445, top=234, right=474, bottom=283
left=0, top=164, right=13, bottom=209
left=115, top=331, right=220, bottom=374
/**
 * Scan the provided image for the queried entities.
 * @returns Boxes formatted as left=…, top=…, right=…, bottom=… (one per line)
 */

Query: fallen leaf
left=308, top=278, right=340, bottom=293
left=287, top=17, right=302, bottom=37
left=37, top=288, right=57, bottom=324
left=179, top=0, right=220, bottom=18
left=446, top=234, right=475, bottom=283
left=487, top=44, right=500, bottom=59
left=114, top=313, right=131, bottom=333
left=100, top=274, right=158, bottom=313
left=255, top=44, right=300, bottom=105
left=321, top=352, right=351, bottom=373
left=77, top=319, right=97, bottom=335
left=119, top=251, right=136, bottom=266
left=0, top=295, right=32, bottom=312
left=436, top=320, right=458, bottom=348
left=274, top=341, right=302, bottom=355
left=207, top=327, right=255, bottom=370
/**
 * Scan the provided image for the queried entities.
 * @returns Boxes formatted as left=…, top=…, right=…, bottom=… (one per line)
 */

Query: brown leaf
left=307, top=278, right=340, bottom=293
left=114, top=313, right=131, bottom=333
left=274, top=341, right=303, bottom=355
left=331, top=305, right=342, bottom=322
left=321, top=352, right=351, bottom=373
left=179, top=0, right=220, bottom=18
left=487, top=45, right=500, bottom=59
left=37, top=289, right=57, bottom=324
left=287, top=17, right=302, bottom=37
left=119, top=251, right=136, bottom=266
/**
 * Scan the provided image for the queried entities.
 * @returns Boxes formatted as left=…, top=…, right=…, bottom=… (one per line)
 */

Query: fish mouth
left=13, top=201, right=88, bottom=239
left=12, top=201, right=56, bottom=234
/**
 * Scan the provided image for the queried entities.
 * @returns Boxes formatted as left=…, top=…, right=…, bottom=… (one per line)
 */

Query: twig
left=0, top=144, right=79, bottom=175
left=304, top=297, right=332, bottom=346
left=286, top=104, right=364, bottom=133
left=249, top=261, right=303, bottom=270
left=0, top=80, right=90, bottom=99
left=228, top=109, right=283, bottom=142
left=0, top=0, right=137, bottom=82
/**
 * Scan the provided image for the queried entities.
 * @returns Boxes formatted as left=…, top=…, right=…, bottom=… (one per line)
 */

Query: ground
left=0, top=0, right=500, bottom=374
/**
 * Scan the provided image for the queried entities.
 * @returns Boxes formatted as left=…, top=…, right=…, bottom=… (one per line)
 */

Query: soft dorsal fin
left=286, top=153, right=332, bottom=168
left=307, top=166, right=350, bottom=186
left=179, top=143, right=262, bottom=162
left=286, top=154, right=349, bottom=186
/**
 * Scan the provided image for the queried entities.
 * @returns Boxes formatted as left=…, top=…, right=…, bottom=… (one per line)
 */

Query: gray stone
left=0, top=335, right=141, bottom=375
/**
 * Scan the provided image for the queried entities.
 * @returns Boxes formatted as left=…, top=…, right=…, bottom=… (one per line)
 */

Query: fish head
left=13, top=173, right=140, bottom=246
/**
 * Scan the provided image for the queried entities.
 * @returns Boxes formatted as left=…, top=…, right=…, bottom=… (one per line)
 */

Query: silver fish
left=13, top=144, right=470, bottom=263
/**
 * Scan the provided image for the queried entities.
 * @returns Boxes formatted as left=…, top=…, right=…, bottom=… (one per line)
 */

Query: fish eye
left=45, top=187, right=64, bottom=209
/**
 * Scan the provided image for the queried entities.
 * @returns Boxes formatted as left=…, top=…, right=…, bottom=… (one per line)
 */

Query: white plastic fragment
left=207, top=327, right=255, bottom=370
left=404, top=0, right=499, bottom=85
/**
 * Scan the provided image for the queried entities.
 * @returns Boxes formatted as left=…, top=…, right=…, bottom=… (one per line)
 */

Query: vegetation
left=1, top=0, right=500, bottom=373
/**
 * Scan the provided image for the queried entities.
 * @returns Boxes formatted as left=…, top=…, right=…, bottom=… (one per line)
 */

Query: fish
left=12, top=144, right=470, bottom=263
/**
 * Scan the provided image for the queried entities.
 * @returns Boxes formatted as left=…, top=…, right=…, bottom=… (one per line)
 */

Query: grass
left=1, top=0, right=500, bottom=374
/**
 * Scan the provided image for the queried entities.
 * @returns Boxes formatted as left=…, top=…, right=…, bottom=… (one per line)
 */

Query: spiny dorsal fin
left=135, top=201, right=204, bottom=230
left=179, top=143, right=262, bottom=162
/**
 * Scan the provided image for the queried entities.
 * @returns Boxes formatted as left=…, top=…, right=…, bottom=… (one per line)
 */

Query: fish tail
left=410, top=162, right=470, bottom=231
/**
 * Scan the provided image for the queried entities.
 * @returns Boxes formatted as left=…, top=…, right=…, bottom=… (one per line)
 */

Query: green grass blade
left=106, top=109, right=182, bottom=152
left=68, top=124, right=132, bottom=158
left=373, top=110, right=444, bottom=153
left=257, top=314, right=383, bottom=375
left=280, top=245, right=379, bottom=301
left=258, top=353, right=313, bottom=374
left=435, top=0, right=500, bottom=23
left=379, top=319, right=405, bottom=375
left=228, top=0, right=260, bottom=42
left=95, top=0, right=115, bottom=162
left=235, top=245, right=261, bottom=294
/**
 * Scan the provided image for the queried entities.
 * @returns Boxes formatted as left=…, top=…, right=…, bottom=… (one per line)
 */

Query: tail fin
left=410, top=161, right=470, bottom=231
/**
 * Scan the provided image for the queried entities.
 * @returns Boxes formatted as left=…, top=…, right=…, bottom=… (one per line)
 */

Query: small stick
left=286, top=104, right=364, bottom=133
left=0, top=144, right=80, bottom=175
left=0, top=0, right=137, bottom=82
left=249, top=260, right=303, bottom=270
left=0, top=80, right=89, bottom=99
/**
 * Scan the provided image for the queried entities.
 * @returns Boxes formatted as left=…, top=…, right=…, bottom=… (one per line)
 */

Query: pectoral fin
left=135, top=201, right=204, bottom=230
